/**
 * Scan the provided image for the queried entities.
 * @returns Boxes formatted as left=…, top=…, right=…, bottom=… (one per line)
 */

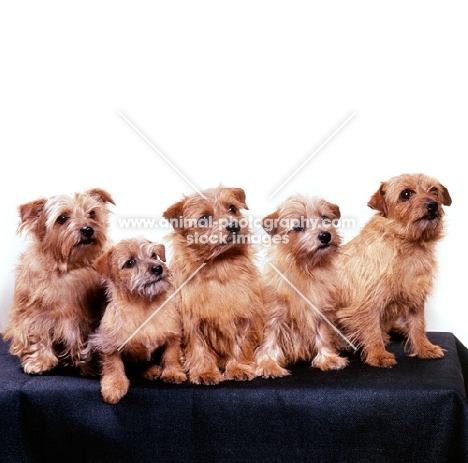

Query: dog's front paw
left=101, top=374, right=130, bottom=404
left=313, top=353, right=349, bottom=371
left=256, top=360, right=290, bottom=378
left=161, top=368, right=188, bottom=384
left=365, top=350, right=397, bottom=368
left=224, top=362, right=257, bottom=381
left=411, top=343, right=445, bottom=360
left=142, top=365, right=162, bottom=381
left=22, top=352, right=58, bottom=375
left=189, top=369, right=223, bottom=386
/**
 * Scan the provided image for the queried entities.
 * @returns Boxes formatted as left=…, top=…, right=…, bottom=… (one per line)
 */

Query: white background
left=1, top=2, right=467, bottom=344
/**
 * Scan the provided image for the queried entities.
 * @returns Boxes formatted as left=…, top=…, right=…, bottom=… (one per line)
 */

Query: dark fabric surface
left=1, top=332, right=468, bottom=463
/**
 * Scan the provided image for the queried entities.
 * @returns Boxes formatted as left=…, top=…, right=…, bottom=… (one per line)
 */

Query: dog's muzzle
left=150, top=265, right=163, bottom=276
left=80, top=226, right=94, bottom=238
left=423, top=200, right=439, bottom=220
left=226, top=220, right=241, bottom=234
left=79, top=225, right=95, bottom=244
left=318, top=231, right=331, bottom=245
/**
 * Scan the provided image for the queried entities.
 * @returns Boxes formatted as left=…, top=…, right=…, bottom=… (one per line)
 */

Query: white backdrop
left=1, top=2, right=467, bottom=344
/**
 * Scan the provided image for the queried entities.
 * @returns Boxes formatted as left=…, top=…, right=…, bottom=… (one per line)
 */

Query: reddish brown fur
left=163, top=187, right=264, bottom=385
left=92, top=238, right=186, bottom=404
left=336, top=173, right=451, bottom=367
left=256, top=195, right=348, bottom=377
left=3, top=188, right=115, bottom=375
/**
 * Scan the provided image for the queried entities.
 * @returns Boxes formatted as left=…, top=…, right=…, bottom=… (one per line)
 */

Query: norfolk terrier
left=256, top=194, right=348, bottom=377
left=92, top=238, right=187, bottom=404
left=163, top=187, right=264, bottom=385
left=336, top=173, right=452, bottom=367
left=3, top=188, right=115, bottom=375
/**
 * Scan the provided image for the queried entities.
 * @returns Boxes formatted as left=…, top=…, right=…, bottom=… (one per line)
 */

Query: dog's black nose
left=318, top=231, right=331, bottom=245
left=226, top=220, right=241, bottom=233
left=425, top=200, right=438, bottom=214
left=151, top=265, right=163, bottom=275
left=80, top=226, right=94, bottom=238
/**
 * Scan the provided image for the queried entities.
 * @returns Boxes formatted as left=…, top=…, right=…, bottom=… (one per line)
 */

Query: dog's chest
left=37, top=268, right=102, bottom=313
left=391, top=245, right=436, bottom=297
left=182, top=269, right=260, bottom=318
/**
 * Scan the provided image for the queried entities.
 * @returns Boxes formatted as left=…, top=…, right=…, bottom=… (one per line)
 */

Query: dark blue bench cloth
left=1, top=332, right=468, bottom=463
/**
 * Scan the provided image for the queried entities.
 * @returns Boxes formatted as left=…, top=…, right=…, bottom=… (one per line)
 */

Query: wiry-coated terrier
left=163, top=187, right=264, bottom=385
left=256, top=195, right=348, bottom=378
left=336, top=173, right=452, bottom=367
left=3, top=188, right=115, bottom=375
left=92, top=238, right=186, bottom=404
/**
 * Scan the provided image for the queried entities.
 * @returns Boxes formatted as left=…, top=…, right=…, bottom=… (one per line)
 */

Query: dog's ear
left=439, top=183, right=452, bottom=206
left=162, top=200, right=185, bottom=229
left=87, top=188, right=116, bottom=205
left=17, top=199, right=47, bottom=238
left=262, top=211, right=279, bottom=236
left=328, top=202, right=341, bottom=220
left=93, top=249, right=113, bottom=280
left=229, top=188, right=248, bottom=210
left=152, top=243, right=166, bottom=262
left=368, top=183, right=388, bottom=216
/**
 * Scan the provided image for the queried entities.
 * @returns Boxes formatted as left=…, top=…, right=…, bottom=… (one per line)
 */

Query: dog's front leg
left=184, top=327, right=223, bottom=385
left=100, top=351, right=129, bottom=404
left=405, top=308, right=445, bottom=359
left=10, top=329, right=58, bottom=375
left=255, top=321, right=290, bottom=378
left=355, top=305, right=397, bottom=368
left=159, top=335, right=188, bottom=384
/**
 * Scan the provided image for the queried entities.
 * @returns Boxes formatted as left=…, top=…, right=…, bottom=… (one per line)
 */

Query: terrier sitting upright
left=92, top=238, right=186, bottom=404
left=336, top=173, right=452, bottom=367
left=163, top=187, right=264, bottom=385
left=3, top=188, right=115, bottom=375
left=256, top=194, right=348, bottom=378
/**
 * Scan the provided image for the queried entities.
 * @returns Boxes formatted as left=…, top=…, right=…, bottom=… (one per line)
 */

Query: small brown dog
left=3, top=188, right=115, bottom=375
left=163, top=187, right=264, bottom=385
left=256, top=194, right=348, bottom=377
left=92, top=237, right=187, bottom=404
left=336, top=173, right=452, bottom=367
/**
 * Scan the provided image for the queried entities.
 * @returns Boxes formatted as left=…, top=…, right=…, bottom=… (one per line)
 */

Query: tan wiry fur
left=163, top=187, right=264, bottom=385
left=92, top=238, right=186, bottom=404
left=336, top=173, right=452, bottom=367
left=256, top=195, right=348, bottom=377
left=3, top=188, right=115, bottom=375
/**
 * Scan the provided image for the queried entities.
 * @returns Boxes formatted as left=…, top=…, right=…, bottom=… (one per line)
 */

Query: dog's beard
left=182, top=227, right=250, bottom=261
left=285, top=228, right=340, bottom=269
left=294, top=242, right=339, bottom=270
left=132, top=276, right=172, bottom=301
left=43, top=228, right=107, bottom=267
left=409, top=213, right=443, bottom=242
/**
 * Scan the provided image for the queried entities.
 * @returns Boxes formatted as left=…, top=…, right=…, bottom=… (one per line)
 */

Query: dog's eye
left=291, top=218, right=305, bottom=232
left=151, top=253, right=158, bottom=260
left=228, top=204, right=237, bottom=213
left=123, top=259, right=136, bottom=269
left=400, top=189, right=414, bottom=201
left=321, top=216, right=331, bottom=222
left=56, top=214, right=69, bottom=225
left=429, top=187, right=439, bottom=196
left=88, top=210, right=96, bottom=219
left=292, top=226, right=305, bottom=232
left=198, top=214, right=211, bottom=227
